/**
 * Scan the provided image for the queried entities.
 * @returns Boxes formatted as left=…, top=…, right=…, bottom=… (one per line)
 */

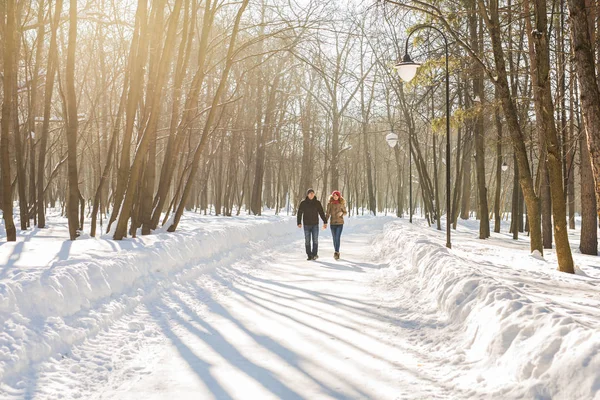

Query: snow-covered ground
left=374, top=218, right=600, bottom=399
left=1, top=211, right=599, bottom=399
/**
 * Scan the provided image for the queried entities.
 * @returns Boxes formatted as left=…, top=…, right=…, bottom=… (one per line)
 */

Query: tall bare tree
left=1, top=0, right=17, bottom=241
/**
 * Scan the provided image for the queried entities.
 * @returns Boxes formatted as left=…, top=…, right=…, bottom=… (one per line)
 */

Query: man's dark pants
left=304, top=224, right=319, bottom=258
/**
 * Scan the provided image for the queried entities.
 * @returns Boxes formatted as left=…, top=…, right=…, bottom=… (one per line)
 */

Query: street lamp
left=386, top=132, right=398, bottom=148
left=395, top=54, right=421, bottom=83
left=396, top=24, right=452, bottom=249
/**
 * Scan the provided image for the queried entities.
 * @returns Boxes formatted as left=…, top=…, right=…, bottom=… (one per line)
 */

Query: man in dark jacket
left=297, top=189, right=327, bottom=260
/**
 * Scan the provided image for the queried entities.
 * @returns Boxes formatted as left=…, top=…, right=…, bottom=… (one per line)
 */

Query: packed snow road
left=92, top=232, right=450, bottom=400
left=8, top=221, right=458, bottom=400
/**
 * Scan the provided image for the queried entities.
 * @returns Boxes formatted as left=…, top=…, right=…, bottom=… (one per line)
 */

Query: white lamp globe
left=395, top=54, right=421, bottom=83
left=386, top=132, right=399, bottom=148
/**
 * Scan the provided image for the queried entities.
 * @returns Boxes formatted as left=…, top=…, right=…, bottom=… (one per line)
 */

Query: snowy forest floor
left=0, top=212, right=599, bottom=399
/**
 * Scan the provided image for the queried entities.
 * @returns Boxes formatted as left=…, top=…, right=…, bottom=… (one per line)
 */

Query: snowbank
left=374, top=220, right=600, bottom=399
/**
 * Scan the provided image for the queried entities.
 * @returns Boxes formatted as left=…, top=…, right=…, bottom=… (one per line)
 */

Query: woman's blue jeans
left=330, top=224, right=343, bottom=252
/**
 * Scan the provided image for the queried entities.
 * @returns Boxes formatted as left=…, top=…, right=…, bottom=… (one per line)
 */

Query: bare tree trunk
left=478, top=0, right=543, bottom=254
left=523, top=0, right=552, bottom=249
left=297, top=91, right=314, bottom=206
left=397, top=82, right=436, bottom=222
left=460, top=130, right=472, bottom=220
left=431, top=91, right=440, bottom=229
left=362, top=65, right=377, bottom=216
left=1, top=0, right=17, bottom=241
left=108, top=0, right=149, bottom=232
left=139, top=0, right=169, bottom=235
left=37, top=0, right=63, bottom=229
left=65, top=0, right=81, bottom=240
left=12, top=26, right=28, bottom=231
left=470, top=5, right=490, bottom=238
left=252, top=69, right=282, bottom=215
left=90, top=79, right=127, bottom=237
left=529, top=0, right=574, bottom=272
left=493, top=86, right=503, bottom=233
left=558, top=0, right=575, bottom=230
left=580, top=131, right=598, bottom=254
left=330, top=112, right=340, bottom=191
left=451, top=81, right=464, bottom=228
left=567, top=0, right=600, bottom=220
left=27, top=0, right=46, bottom=226
left=510, top=153, right=519, bottom=239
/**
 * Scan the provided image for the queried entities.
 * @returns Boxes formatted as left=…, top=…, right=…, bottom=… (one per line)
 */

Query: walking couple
left=297, top=188, right=347, bottom=261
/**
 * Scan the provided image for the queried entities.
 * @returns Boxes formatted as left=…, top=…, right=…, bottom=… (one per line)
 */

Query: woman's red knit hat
left=331, top=190, right=341, bottom=198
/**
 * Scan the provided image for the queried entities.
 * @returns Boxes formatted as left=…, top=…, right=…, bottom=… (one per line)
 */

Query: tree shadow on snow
left=147, top=299, right=236, bottom=400
left=0, top=229, right=47, bottom=278
left=315, top=260, right=365, bottom=272
left=315, top=259, right=384, bottom=272
left=223, top=266, right=449, bottom=351
left=149, top=291, right=309, bottom=400
left=198, top=290, right=358, bottom=398
left=208, top=269, right=457, bottom=395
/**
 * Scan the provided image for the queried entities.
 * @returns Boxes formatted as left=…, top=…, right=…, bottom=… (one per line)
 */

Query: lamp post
left=386, top=131, right=412, bottom=222
left=395, top=24, right=451, bottom=249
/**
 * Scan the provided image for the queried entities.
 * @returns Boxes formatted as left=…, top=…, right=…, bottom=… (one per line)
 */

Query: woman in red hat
left=325, top=190, right=347, bottom=260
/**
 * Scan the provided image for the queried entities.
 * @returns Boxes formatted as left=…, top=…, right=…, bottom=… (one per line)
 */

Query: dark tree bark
left=107, top=0, right=149, bottom=233
left=1, top=0, right=17, bottom=241
left=451, top=81, right=464, bottom=229
left=510, top=153, right=519, bottom=239
left=470, top=8, right=490, bottom=238
left=431, top=91, right=440, bottom=229
left=27, top=0, right=46, bottom=226
left=493, top=86, right=503, bottom=233
left=580, top=131, right=598, bottom=254
left=297, top=83, right=314, bottom=208
left=65, top=0, right=81, bottom=240
left=523, top=0, right=553, bottom=249
left=139, top=0, right=169, bottom=235
left=362, top=66, right=377, bottom=216
left=12, top=27, right=28, bottom=231
left=478, top=0, right=543, bottom=255
left=90, top=78, right=127, bottom=237
left=567, top=0, right=600, bottom=220
left=460, top=129, right=472, bottom=220
left=251, top=68, right=282, bottom=215
left=528, top=0, right=574, bottom=272
left=37, top=0, right=63, bottom=229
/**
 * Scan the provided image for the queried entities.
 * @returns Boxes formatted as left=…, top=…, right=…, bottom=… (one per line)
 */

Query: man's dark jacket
left=297, top=197, right=327, bottom=226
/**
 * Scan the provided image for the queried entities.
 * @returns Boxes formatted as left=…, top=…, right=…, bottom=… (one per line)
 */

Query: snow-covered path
left=103, top=233, right=437, bottom=400
left=18, top=227, right=456, bottom=400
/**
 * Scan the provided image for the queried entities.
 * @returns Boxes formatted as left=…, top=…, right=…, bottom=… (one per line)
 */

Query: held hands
left=298, top=224, right=302, bottom=228
left=323, top=224, right=328, bottom=230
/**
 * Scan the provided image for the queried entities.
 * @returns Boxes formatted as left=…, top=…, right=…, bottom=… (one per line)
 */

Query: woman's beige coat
left=325, top=197, right=347, bottom=225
